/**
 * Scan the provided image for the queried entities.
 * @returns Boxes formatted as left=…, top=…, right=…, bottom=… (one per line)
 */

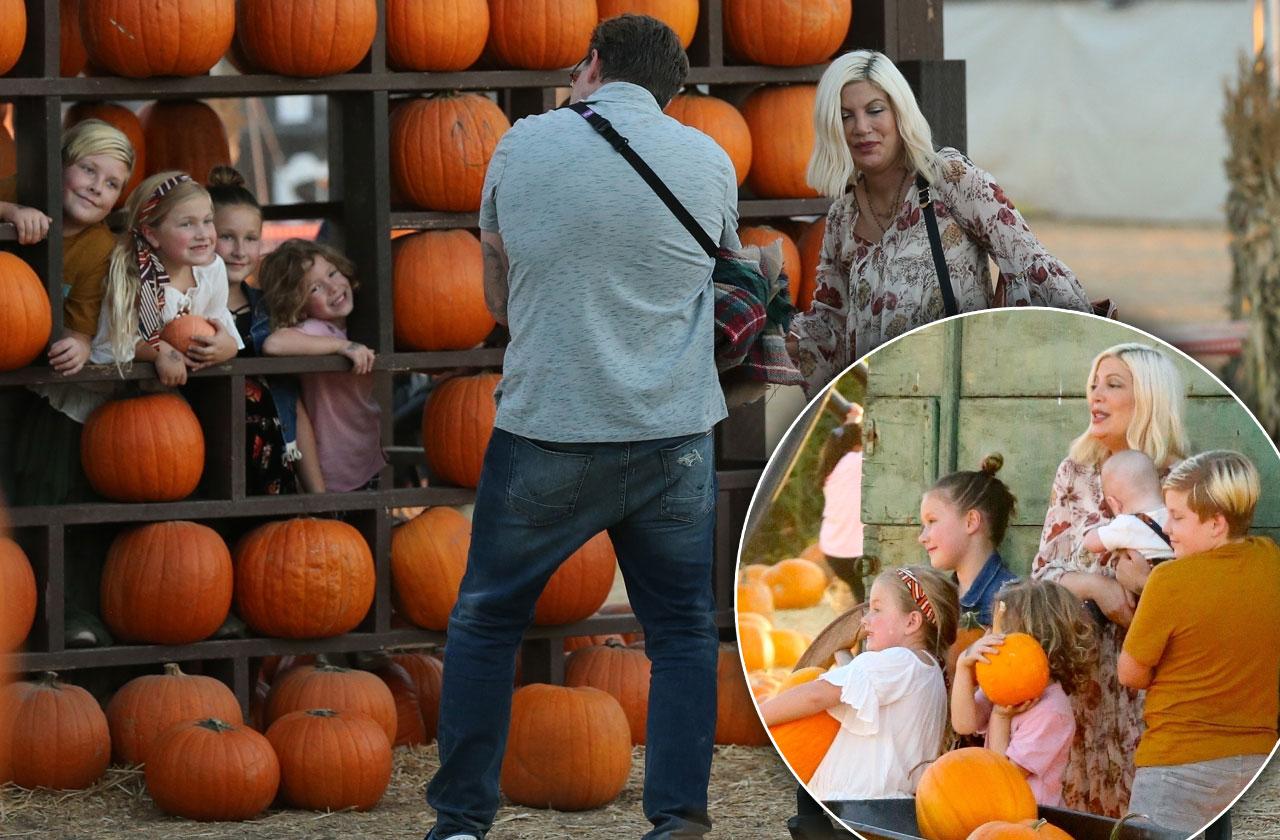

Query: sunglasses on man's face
left=569, top=57, right=590, bottom=84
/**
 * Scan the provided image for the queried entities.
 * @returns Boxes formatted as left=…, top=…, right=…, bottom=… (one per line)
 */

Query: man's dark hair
left=589, top=14, right=689, bottom=107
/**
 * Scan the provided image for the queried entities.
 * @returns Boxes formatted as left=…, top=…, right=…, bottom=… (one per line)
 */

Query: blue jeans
left=426, top=427, right=720, bottom=840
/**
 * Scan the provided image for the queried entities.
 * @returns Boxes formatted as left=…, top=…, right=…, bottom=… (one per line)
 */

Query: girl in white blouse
left=760, top=565, right=958, bottom=801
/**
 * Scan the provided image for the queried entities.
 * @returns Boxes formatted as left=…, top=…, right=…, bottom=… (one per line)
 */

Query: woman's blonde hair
left=1163, top=449, right=1260, bottom=538
left=1067, top=342, right=1189, bottom=469
left=62, top=118, right=135, bottom=173
left=103, top=171, right=211, bottom=366
left=257, top=238, right=359, bottom=330
left=807, top=50, right=943, bottom=199
left=994, top=579, right=1097, bottom=696
left=873, top=565, right=958, bottom=666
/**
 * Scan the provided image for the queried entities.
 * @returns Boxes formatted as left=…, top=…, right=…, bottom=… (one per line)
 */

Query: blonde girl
left=761, top=565, right=958, bottom=800
left=919, top=453, right=1019, bottom=630
left=951, top=579, right=1097, bottom=807
left=94, top=171, right=241, bottom=385
left=258, top=239, right=383, bottom=493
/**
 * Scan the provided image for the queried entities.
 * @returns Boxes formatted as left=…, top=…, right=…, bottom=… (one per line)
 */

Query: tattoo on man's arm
left=482, top=240, right=509, bottom=321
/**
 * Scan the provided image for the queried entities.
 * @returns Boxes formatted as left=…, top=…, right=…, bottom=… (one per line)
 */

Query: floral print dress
left=792, top=148, right=1091, bottom=396
left=1031, top=457, right=1144, bottom=818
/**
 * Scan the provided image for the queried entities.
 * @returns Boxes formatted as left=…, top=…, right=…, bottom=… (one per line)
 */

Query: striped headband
left=895, top=568, right=936, bottom=625
left=133, top=174, right=193, bottom=347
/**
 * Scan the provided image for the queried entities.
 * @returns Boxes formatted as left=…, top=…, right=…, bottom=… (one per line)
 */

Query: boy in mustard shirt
left=1119, top=450, right=1280, bottom=836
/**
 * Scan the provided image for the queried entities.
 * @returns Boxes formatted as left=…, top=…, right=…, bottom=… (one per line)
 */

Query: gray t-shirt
left=479, top=82, right=739, bottom=442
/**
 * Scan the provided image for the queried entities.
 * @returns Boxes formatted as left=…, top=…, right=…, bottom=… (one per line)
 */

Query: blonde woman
left=1031, top=342, right=1189, bottom=816
left=788, top=50, right=1091, bottom=396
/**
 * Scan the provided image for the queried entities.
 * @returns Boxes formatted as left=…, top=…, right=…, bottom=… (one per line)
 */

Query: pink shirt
left=819, top=451, right=864, bottom=558
left=974, top=680, right=1075, bottom=806
left=296, top=319, right=385, bottom=492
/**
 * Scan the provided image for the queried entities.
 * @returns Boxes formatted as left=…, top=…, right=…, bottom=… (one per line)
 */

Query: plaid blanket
left=713, top=247, right=805, bottom=386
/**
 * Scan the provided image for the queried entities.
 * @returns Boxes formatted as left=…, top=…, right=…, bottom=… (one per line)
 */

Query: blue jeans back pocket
left=659, top=432, right=715, bottom=523
left=506, top=435, right=592, bottom=526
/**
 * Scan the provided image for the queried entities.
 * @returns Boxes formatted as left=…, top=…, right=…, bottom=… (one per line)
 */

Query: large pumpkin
left=915, top=747, right=1038, bottom=840
left=422, top=371, right=501, bottom=488
left=235, top=517, right=375, bottom=639
left=266, top=708, right=392, bottom=810
left=487, top=0, right=596, bottom=70
left=140, top=99, right=230, bottom=181
left=145, top=718, right=279, bottom=821
left=60, top=0, right=88, bottom=76
left=105, top=662, right=243, bottom=765
left=264, top=662, right=397, bottom=745
left=742, top=84, right=820, bottom=199
left=63, top=101, right=146, bottom=203
left=665, top=91, right=752, bottom=186
left=0, top=673, right=111, bottom=789
left=770, top=628, right=812, bottom=669
left=101, top=521, right=232, bottom=644
left=739, top=226, right=802, bottom=304
left=0, top=253, right=52, bottom=372
left=392, top=652, right=444, bottom=742
left=738, top=622, right=774, bottom=671
left=724, top=0, right=850, bottom=67
left=598, top=0, right=698, bottom=47
left=387, top=0, right=489, bottom=71
left=565, top=638, right=651, bottom=744
left=967, top=819, right=1076, bottom=840
left=375, top=660, right=427, bottom=746
left=715, top=644, right=768, bottom=745
left=390, top=93, right=510, bottom=211
left=975, top=632, right=1051, bottom=707
left=0, top=538, right=36, bottom=653
left=795, top=216, right=824, bottom=312
left=500, top=683, right=632, bottom=810
left=391, top=506, right=471, bottom=631
left=0, top=0, right=25, bottom=76
left=393, top=229, right=494, bottom=350
left=81, top=393, right=205, bottom=502
left=237, top=0, right=377, bottom=77
left=763, top=557, right=828, bottom=609
left=80, top=0, right=235, bottom=78
left=533, top=532, right=616, bottom=625
left=770, top=710, right=839, bottom=783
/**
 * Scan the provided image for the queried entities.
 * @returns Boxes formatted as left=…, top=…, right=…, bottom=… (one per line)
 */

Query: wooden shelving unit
left=0, top=0, right=963, bottom=710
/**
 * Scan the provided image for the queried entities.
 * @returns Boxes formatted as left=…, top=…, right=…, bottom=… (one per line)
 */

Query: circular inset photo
left=737, top=308, right=1279, bottom=840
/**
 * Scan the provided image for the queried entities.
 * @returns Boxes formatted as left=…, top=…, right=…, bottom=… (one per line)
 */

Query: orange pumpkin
left=763, top=557, right=828, bottom=609
left=533, top=532, right=617, bottom=625
left=739, top=622, right=774, bottom=671
left=105, top=662, right=243, bottom=765
left=736, top=610, right=771, bottom=639
left=237, top=0, right=377, bottom=77
left=391, top=506, right=471, bottom=631
left=392, top=652, right=444, bottom=742
left=770, top=710, right=839, bottom=783
left=770, top=628, right=812, bottom=669
left=0, top=673, right=111, bottom=789
left=500, top=683, right=632, bottom=810
left=915, top=747, right=1038, bottom=840
left=374, top=660, right=428, bottom=746
left=975, top=632, right=1051, bottom=707
left=145, top=718, right=279, bottom=821
left=565, top=638, right=651, bottom=744
left=391, top=93, right=510, bottom=211
left=81, top=393, right=205, bottom=502
left=100, top=521, right=232, bottom=644
left=742, top=84, right=820, bottom=199
left=0, top=252, right=52, bottom=372
left=422, top=371, right=501, bottom=488
left=715, top=644, right=769, bottom=745
left=393, top=229, right=494, bottom=350
left=63, top=101, right=146, bottom=203
left=158, top=313, right=216, bottom=355
left=80, top=0, right=234, bottom=78
left=665, top=92, right=751, bottom=186
left=487, top=0, right=596, bottom=70
left=724, top=0, right=850, bottom=67
left=779, top=665, right=825, bottom=691
left=795, top=216, right=825, bottom=312
left=739, top=562, right=770, bottom=584
left=267, top=708, right=392, bottom=811
left=0, top=0, right=25, bottom=75
left=140, top=99, right=230, bottom=181
left=264, top=662, right=397, bottom=745
left=0, top=538, right=36, bottom=653
left=234, top=517, right=376, bottom=639
left=599, top=0, right=697, bottom=47
left=737, top=579, right=774, bottom=614
left=387, top=0, right=489, bottom=71
left=749, top=669, right=782, bottom=700
left=967, top=819, right=1076, bottom=840
left=738, top=225, right=802, bottom=303
left=60, top=0, right=88, bottom=76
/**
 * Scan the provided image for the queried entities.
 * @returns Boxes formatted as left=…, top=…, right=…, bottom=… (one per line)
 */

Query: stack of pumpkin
left=735, top=556, right=827, bottom=695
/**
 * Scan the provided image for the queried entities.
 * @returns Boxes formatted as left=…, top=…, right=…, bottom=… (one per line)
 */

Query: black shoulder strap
left=916, top=174, right=958, bottom=317
left=567, top=101, right=719, bottom=259
left=1134, top=512, right=1172, bottom=549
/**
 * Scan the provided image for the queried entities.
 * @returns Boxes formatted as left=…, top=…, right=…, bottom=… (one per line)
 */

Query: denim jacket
left=959, top=552, right=1019, bottom=627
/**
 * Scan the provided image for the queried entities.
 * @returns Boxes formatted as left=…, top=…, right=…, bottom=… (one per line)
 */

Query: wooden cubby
left=0, top=0, right=964, bottom=710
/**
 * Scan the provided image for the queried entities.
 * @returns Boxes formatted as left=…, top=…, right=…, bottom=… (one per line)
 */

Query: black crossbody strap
left=916, top=173, right=958, bottom=317
left=567, top=101, right=720, bottom=259
left=1134, top=512, right=1172, bottom=548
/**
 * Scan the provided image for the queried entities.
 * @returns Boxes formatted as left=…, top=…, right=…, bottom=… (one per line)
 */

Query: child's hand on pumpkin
left=956, top=632, right=1005, bottom=672
left=187, top=322, right=239, bottom=369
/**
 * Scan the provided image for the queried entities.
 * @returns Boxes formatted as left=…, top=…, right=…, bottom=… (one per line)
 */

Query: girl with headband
left=760, top=564, right=958, bottom=801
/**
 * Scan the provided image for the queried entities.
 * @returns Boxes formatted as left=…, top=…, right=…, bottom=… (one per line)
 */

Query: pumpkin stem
left=1109, top=812, right=1152, bottom=840
left=603, top=638, right=626, bottom=649
left=195, top=718, right=236, bottom=733
left=1030, top=820, right=1048, bottom=830
left=306, top=708, right=339, bottom=718
left=163, top=662, right=184, bottom=677
left=38, top=671, right=61, bottom=687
